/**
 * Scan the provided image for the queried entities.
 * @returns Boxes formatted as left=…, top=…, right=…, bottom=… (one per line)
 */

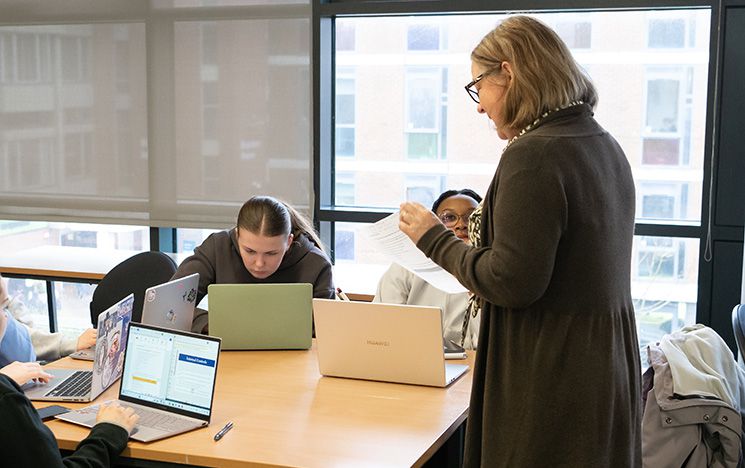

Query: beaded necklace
left=503, top=100, right=584, bottom=152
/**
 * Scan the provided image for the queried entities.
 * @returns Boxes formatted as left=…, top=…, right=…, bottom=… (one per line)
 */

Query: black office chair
left=89, top=251, right=177, bottom=326
left=730, top=303, right=745, bottom=361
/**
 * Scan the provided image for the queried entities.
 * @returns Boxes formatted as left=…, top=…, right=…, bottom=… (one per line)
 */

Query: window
left=176, top=228, right=221, bottom=255
left=335, top=172, right=355, bottom=206
left=555, top=21, right=592, bottom=49
left=318, top=9, right=709, bottom=352
left=642, top=67, right=695, bottom=167
left=648, top=18, right=686, bottom=48
left=646, top=78, right=679, bottom=133
left=405, top=175, right=444, bottom=208
left=335, top=230, right=355, bottom=261
left=407, top=23, right=440, bottom=51
left=335, top=69, right=356, bottom=158
left=405, top=68, right=444, bottom=160
left=0, top=220, right=149, bottom=253
left=336, top=19, right=355, bottom=51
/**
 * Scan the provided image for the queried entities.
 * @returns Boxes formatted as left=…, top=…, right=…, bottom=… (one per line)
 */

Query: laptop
left=71, top=274, right=200, bottom=361
left=57, top=322, right=222, bottom=443
left=141, top=273, right=199, bottom=332
left=312, top=299, right=469, bottom=387
left=207, top=283, right=312, bottom=350
left=23, top=294, right=134, bottom=402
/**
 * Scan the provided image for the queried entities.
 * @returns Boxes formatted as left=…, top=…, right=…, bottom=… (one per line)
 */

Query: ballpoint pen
left=213, top=421, right=234, bottom=441
left=336, top=288, right=351, bottom=301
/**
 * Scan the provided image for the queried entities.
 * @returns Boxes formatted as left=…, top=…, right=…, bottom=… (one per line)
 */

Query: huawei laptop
left=57, top=322, right=222, bottom=443
left=24, top=294, right=134, bottom=402
left=207, top=283, right=312, bottom=350
left=141, top=273, right=199, bottom=332
left=312, top=299, right=469, bottom=387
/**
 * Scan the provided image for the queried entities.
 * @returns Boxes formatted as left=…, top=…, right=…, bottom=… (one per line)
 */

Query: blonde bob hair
left=471, top=15, right=598, bottom=130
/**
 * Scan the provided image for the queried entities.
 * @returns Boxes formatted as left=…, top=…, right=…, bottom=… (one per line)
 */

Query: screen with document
left=120, top=323, right=220, bottom=417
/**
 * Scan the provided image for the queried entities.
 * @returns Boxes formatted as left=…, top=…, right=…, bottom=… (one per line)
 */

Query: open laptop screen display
left=119, top=324, right=220, bottom=419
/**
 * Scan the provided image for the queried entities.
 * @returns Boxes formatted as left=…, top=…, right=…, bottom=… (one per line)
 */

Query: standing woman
left=173, top=195, right=334, bottom=333
left=399, top=16, right=641, bottom=467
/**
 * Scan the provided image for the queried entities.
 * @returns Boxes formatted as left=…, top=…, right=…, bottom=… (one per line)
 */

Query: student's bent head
left=236, top=196, right=294, bottom=279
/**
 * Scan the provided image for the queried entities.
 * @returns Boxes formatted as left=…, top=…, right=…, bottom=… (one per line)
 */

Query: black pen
left=213, top=421, right=234, bottom=441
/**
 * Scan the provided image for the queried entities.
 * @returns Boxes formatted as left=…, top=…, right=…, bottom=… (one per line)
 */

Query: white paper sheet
left=362, top=212, right=467, bottom=294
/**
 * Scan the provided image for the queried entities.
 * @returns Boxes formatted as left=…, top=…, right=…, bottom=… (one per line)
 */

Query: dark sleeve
left=172, top=236, right=218, bottom=304
left=312, top=259, right=336, bottom=299
left=0, top=374, right=127, bottom=468
left=418, top=143, right=566, bottom=309
left=0, top=374, right=67, bottom=467
left=62, top=423, right=129, bottom=468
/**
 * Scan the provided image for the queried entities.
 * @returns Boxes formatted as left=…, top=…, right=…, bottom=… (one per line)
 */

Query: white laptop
left=23, top=294, right=134, bottom=402
left=312, top=299, right=469, bottom=387
left=141, top=273, right=199, bottom=331
left=57, top=322, right=222, bottom=443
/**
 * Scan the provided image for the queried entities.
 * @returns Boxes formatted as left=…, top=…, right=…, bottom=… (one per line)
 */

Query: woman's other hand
left=399, top=201, right=442, bottom=244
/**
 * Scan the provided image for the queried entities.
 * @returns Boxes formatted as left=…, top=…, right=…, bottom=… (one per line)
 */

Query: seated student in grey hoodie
left=374, top=189, right=482, bottom=349
left=172, top=195, right=335, bottom=333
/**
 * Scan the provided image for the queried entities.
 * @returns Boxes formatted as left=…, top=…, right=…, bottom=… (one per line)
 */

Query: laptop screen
left=119, top=323, right=221, bottom=420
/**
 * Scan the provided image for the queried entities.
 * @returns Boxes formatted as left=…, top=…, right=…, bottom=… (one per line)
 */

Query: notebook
left=56, top=322, right=222, bottom=443
left=207, top=283, right=312, bottom=350
left=23, top=294, right=134, bottom=402
left=312, top=299, right=469, bottom=387
left=141, top=273, right=199, bottom=332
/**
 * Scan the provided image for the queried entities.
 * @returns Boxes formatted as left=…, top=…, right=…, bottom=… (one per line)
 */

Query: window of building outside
left=335, top=69, right=356, bottom=158
left=176, top=228, right=221, bottom=255
left=0, top=220, right=150, bottom=336
left=328, top=10, right=709, bottom=354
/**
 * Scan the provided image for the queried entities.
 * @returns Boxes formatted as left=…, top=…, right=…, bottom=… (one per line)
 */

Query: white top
left=373, top=263, right=471, bottom=349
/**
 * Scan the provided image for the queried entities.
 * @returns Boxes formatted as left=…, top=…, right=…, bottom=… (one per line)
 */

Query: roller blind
left=0, top=0, right=312, bottom=228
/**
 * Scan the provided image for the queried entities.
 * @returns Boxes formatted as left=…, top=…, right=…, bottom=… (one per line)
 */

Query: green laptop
left=207, top=283, right=313, bottom=350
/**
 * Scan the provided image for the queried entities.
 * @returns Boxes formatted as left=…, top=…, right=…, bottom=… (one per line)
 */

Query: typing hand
left=0, top=361, right=53, bottom=386
left=97, top=401, right=139, bottom=435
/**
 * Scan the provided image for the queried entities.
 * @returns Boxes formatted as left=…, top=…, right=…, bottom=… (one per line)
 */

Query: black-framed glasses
left=464, top=74, right=485, bottom=103
left=439, top=211, right=474, bottom=227
left=464, top=64, right=501, bottom=104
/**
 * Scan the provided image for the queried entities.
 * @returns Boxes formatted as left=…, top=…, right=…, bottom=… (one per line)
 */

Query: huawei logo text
left=366, top=340, right=390, bottom=347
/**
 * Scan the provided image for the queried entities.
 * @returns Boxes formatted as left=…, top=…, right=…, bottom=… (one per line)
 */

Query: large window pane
left=0, top=24, right=148, bottom=221
left=173, top=19, right=311, bottom=215
left=633, top=236, right=698, bottom=352
left=0, top=220, right=149, bottom=252
left=332, top=10, right=710, bottom=224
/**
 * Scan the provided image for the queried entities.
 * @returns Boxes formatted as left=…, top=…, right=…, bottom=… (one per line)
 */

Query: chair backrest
left=730, top=304, right=745, bottom=362
left=90, top=251, right=177, bottom=326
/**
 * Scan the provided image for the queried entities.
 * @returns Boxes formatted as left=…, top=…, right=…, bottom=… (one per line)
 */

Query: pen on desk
left=336, top=288, right=350, bottom=301
left=213, top=421, right=234, bottom=441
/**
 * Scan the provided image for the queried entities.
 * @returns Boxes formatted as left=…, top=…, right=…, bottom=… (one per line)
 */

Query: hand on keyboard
left=98, top=401, right=140, bottom=435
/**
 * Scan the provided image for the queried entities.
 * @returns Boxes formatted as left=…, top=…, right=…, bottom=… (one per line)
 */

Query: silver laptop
left=24, top=294, right=134, bottom=402
left=312, top=299, right=469, bottom=387
left=208, top=283, right=312, bottom=350
left=141, top=273, right=199, bottom=331
left=57, top=322, right=222, bottom=443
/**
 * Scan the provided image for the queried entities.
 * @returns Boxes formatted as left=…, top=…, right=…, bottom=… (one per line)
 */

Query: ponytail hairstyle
left=236, top=196, right=326, bottom=254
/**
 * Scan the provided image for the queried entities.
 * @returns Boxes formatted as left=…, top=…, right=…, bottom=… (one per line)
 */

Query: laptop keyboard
left=45, top=371, right=92, bottom=398
left=76, top=402, right=197, bottom=432
left=131, top=407, right=197, bottom=432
